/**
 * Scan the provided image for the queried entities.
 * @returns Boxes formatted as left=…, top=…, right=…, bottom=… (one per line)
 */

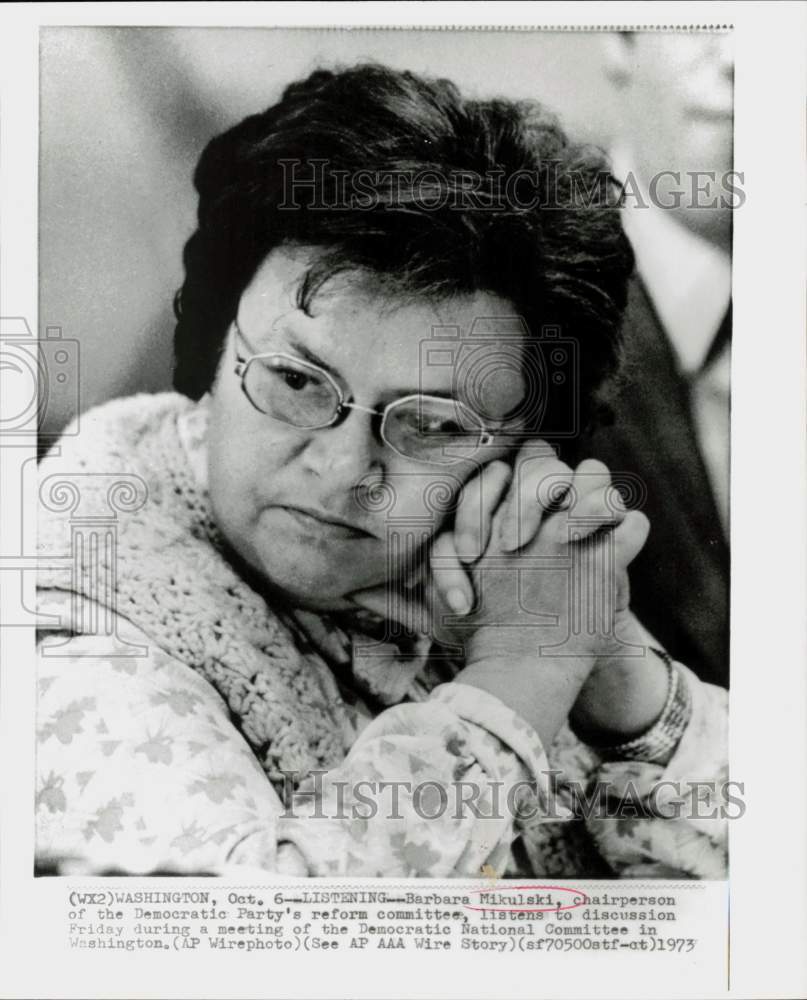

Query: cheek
left=386, top=456, right=513, bottom=547
left=206, top=391, right=290, bottom=535
left=378, top=472, right=463, bottom=538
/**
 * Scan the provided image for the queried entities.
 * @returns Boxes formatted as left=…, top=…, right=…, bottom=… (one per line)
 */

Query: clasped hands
left=349, top=443, right=670, bottom=749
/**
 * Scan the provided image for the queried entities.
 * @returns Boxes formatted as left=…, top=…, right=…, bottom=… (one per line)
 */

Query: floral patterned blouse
left=35, top=396, right=729, bottom=879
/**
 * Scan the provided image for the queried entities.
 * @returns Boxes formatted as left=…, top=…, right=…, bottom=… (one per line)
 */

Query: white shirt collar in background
left=614, top=154, right=732, bottom=373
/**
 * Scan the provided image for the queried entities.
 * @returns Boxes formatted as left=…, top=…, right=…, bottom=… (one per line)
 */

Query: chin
left=254, top=546, right=385, bottom=610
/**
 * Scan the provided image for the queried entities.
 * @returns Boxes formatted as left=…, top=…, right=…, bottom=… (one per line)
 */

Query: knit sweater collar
left=38, top=392, right=449, bottom=788
left=175, top=393, right=435, bottom=706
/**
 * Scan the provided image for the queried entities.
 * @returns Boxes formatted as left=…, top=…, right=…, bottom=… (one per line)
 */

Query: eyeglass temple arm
left=232, top=318, right=259, bottom=362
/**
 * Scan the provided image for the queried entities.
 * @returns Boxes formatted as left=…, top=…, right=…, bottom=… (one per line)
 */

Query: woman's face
left=207, top=246, right=527, bottom=610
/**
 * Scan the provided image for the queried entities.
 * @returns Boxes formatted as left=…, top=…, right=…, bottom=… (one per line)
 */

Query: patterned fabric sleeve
left=36, top=603, right=280, bottom=874
left=253, top=681, right=553, bottom=877
left=36, top=594, right=550, bottom=877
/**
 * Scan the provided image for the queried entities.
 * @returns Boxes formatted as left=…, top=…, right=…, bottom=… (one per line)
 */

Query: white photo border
left=1, top=3, right=805, bottom=998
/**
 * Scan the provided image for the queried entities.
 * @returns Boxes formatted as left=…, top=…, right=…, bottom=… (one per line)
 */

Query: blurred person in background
left=577, top=32, right=733, bottom=688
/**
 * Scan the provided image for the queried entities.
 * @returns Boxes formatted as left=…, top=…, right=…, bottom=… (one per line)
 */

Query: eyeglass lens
left=243, top=355, right=339, bottom=427
left=242, top=355, right=485, bottom=463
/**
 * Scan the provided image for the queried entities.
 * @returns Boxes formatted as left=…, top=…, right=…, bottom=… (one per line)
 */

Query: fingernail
left=446, top=587, right=471, bottom=615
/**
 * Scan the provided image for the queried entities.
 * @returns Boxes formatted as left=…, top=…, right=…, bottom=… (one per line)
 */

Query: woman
left=36, top=64, right=727, bottom=878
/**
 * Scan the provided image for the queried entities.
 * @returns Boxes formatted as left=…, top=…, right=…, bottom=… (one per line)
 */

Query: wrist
left=569, top=645, right=670, bottom=743
left=457, top=653, right=594, bottom=750
left=570, top=650, right=692, bottom=764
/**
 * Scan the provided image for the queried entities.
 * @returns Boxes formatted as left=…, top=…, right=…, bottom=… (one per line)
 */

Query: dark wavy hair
left=173, top=63, right=634, bottom=435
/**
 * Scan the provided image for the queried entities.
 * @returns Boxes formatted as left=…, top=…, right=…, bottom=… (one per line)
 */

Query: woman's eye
left=396, top=408, right=467, bottom=436
left=279, top=368, right=310, bottom=391
left=413, top=415, right=466, bottom=438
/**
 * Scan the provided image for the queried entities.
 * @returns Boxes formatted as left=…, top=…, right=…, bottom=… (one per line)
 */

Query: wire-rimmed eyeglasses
left=232, top=319, right=496, bottom=466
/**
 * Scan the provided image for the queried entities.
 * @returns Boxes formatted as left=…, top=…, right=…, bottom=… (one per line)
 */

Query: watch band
left=590, top=649, right=693, bottom=765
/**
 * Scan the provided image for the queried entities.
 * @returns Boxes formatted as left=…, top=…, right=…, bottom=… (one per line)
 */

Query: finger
left=430, top=530, right=474, bottom=616
left=570, top=457, right=615, bottom=501
left=563, top=483, right=629, bottom=540
left=615, top=567, right=630, bottom=613
left=346, top=584, right=389, bottom=618
left=453, top=459, right=511, bottom=563
left=499, top=444, right=574, bottom=552
left=612, top=510, right=651, bottom=566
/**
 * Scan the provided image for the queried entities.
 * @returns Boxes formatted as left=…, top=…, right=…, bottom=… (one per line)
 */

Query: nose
left=299, top=408, right=385, bottom=487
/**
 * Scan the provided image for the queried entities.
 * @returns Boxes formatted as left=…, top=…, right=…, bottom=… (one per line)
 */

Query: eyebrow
left=282, top=331, right=458, bottom=402
left=285, top=336, right=340, bottom=380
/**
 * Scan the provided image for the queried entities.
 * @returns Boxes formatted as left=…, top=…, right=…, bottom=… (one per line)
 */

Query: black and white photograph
left=34, top=25, right=734, bottom=880
left=0, top=4, right=805, bottom=998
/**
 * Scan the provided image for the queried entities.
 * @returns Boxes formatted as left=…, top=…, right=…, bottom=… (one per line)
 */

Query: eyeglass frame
left=231, top=318, right=497, bottom=465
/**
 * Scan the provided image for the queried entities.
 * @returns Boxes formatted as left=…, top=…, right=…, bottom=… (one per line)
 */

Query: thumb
left=615, top=567, right=631, bottom=614
left=613, top=510, right=650, bottom=567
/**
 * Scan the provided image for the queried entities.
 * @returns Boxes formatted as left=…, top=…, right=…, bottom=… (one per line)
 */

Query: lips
left=277, top=505, right=375, bottom=540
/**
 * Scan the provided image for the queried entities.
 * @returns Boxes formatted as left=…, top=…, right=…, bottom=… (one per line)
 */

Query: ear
left=602, top=31, right=636, bottom=88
